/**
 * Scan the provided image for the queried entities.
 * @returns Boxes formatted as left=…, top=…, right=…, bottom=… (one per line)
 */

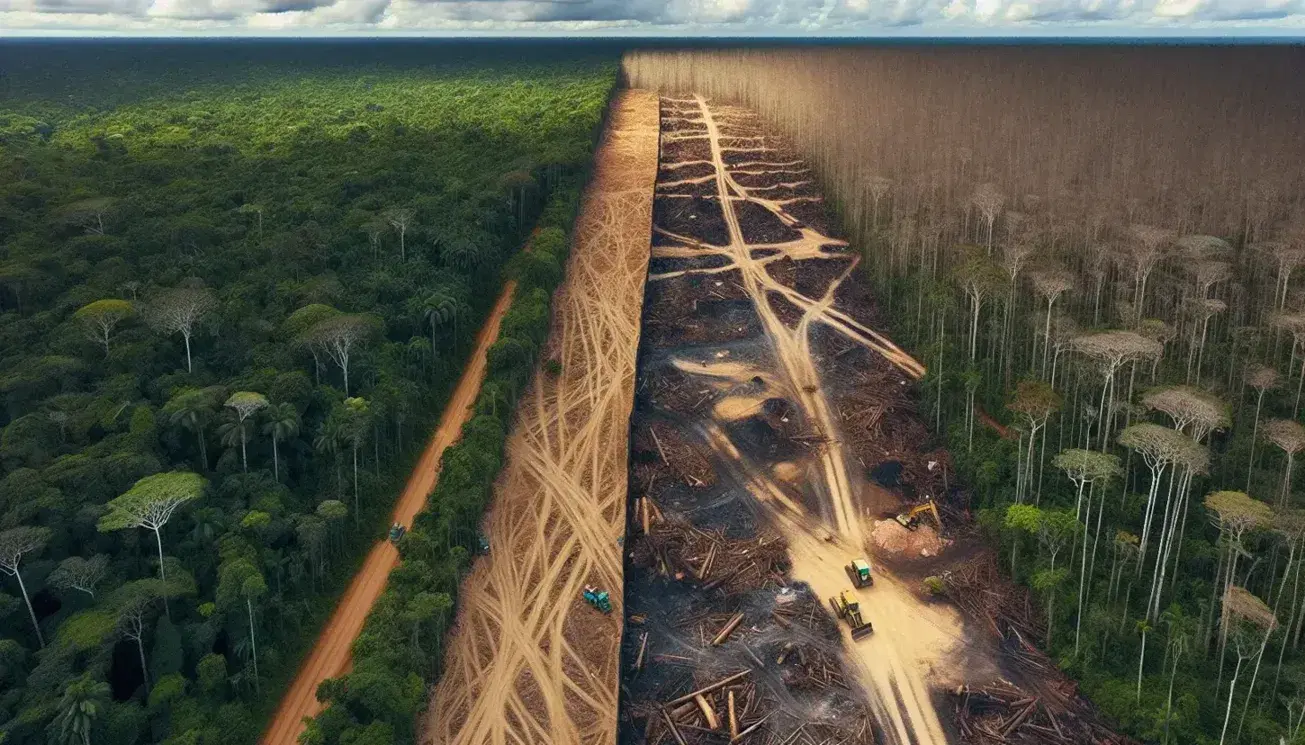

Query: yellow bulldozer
left=895, top=498, right=942, bottom=532
left=828, top=590, right=873, bottom=640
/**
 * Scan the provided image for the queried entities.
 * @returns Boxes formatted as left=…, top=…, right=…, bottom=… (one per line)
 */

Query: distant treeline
left=626, top=47, right=1305, bottom=744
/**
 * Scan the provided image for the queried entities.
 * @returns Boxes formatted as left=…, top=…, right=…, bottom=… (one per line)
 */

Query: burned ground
left=617, top=94, right=1134, bottom=745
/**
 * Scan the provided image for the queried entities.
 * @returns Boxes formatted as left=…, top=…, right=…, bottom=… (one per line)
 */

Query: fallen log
left=729, top=714, right=769, bottom=743
left=635, top=631, right=649, bottom=672
left=695, top=694, right=721, bottom=730
left=715, top=613, right=746, bottom=647
left=661, top=708, right=689, bottom=745
left=728, top=690, right=739, bottom=739
left=667, top=670, right=752, bottom=707
left=776, top=642, right=795, bottom=664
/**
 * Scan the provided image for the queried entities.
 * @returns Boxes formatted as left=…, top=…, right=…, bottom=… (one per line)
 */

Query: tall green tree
left=98, top=472, right=206, bottom=583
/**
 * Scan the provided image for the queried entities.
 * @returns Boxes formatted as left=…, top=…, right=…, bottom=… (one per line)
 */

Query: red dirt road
left=259, top=280, right=518, bottom=745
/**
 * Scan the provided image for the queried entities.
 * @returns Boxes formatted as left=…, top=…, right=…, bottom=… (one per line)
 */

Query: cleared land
left=424, top=89, right=660, bottom=745
left=260, top=283, right=517, bottom=745
left=620, top=94, right=1133, bottom=745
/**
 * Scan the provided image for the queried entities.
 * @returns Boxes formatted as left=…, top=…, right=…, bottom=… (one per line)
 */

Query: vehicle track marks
left=425, top=89, right=660, bottom=745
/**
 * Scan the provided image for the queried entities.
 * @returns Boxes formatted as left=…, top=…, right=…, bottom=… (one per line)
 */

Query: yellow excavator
left=829, top=590, right=873, bottom=640
left=895, top=498, right=942, bottom=531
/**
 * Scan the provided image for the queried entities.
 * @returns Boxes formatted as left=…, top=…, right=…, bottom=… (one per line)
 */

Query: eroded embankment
left=424, top=89, right=660, bottom=745
left=618, top=95, right=998, bottom=745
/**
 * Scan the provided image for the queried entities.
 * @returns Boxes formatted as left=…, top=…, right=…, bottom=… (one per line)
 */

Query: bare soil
left=423, top=89, right=661, bottom=745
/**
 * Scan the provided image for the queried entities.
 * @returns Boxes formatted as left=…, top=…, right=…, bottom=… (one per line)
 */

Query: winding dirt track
left=259, top=282, right=518, bottom=745
left=650, top=95, right=960, bottom=745
left=424, top=90, right=660, bottom=745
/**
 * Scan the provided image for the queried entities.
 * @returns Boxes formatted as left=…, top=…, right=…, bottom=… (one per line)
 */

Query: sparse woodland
left=0, top=44, right=614, bottom=745
left=625, top=47, right=1305, bottom=744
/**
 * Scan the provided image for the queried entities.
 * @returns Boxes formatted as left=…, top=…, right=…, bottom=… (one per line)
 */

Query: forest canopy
left=0, top=43, right=615, bottom=745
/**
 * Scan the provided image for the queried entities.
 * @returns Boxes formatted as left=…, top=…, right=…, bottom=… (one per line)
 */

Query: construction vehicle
left=583, top=585, right=612, bottom=614
left=476, top=533, right=490, bottom=555
left=845, top=558, right=874, bottom=588
left=895, top=498, right=942, bottom=532
left=828, top=590, right=873, bottom=639
left=388, top=522, right=406, bottom=544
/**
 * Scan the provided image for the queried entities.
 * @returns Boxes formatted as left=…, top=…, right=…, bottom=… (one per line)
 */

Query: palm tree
left=410, top=289, right=459, bottom=363
left=165, top=388, right=222, bottom=471
left=262, top=403, right=300, bottom=482
left=314, top=415, right=345, bottom=503
left=50, top=675, right=110, bottom=745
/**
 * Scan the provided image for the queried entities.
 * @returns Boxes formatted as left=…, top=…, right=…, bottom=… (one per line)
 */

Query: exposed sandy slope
left=652, top=94, right=962, bottom=745
left=259, top=283, right=517, bottom=745
left=424, top=89, right=660, bottom=745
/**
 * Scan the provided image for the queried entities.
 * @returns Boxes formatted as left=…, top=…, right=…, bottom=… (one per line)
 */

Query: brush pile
left=629, top=498, right=788, bottom=593
left=625, top=590, right=876, bottom=745
left=952, top=681, right=1137, bottom=745
left=941, top=555, right=1044, bottom=641
left=635, top=423, right=718, bottom=489
left=942, top=557, right=1141, bottom=745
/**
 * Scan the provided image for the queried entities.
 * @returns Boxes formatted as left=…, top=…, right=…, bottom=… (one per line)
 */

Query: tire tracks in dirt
left=424, top=89, right=660, bottom=745
left=647, top=94, right=961, bottom=745
left=260, top=281, right=518, bottom=745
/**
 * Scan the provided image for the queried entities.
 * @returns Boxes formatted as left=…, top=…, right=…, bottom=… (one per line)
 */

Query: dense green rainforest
left=0, top=42, right=615, bottom=745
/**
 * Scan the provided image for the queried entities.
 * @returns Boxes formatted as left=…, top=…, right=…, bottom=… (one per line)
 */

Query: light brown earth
left=423, top=89, right=660, bottom=745
left=260, top=281, right=518, bottom=745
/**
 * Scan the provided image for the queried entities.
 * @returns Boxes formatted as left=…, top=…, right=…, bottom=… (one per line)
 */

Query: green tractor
left=845, top=557, right=874, bottom=588
left=583, top=585, right=612, bottom=614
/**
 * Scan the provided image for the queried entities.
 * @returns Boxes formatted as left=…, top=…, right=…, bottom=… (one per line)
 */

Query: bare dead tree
left=147, top=287, right=218, bottom=373
left=1271, top=312, right=1305, bottom=415
left=971, top=182, right=1005, bottom=253
left=1124, top=224, right=1176, bottom=324
left=1073, top=331, right=1164, bottom=451
left=1258, top=241, right=1305, bottom=313
left=384, top=207, right=415, bottom=261
left=303, top=315, right=380, bottom=396
left=0, top=526, right=51, bottom=647
left=1142, top=385, right=1230, bottom=444
left=1246, top=364, right=1281, bottom=491
left=1031, top=268, right=1074, bottom=378
left=48, top=554, right=109, bottom=598
left=1265, top=420, right=1305, bottom=509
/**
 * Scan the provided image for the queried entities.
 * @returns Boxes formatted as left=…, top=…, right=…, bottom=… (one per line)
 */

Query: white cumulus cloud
left=1, top=0, right=1303, bottom=33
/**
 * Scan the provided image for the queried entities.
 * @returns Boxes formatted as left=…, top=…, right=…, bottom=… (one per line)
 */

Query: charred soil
left=617, top=94, right=1133, bottom=745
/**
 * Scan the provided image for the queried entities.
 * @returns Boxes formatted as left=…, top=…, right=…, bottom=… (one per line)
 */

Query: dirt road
left=259, top=282, right=517, bottom=745
left=424, top=90, right=660, bottom=745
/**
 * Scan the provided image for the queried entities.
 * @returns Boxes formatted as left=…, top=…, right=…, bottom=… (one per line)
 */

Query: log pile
left=942, top=556, right=1141, bottom=745
left=942, top=554, right=1045, bottom=642
left=952, top=681, right=1137, bottom=745
left=629, top=499, right=789, bottom=594
left=634, top=422, right=718, bottom=489
left=624, top=501, right=874, bottom=744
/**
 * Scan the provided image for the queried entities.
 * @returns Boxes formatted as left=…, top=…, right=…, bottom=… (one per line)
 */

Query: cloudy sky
left=1, top=0, right=1302, bottom=35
